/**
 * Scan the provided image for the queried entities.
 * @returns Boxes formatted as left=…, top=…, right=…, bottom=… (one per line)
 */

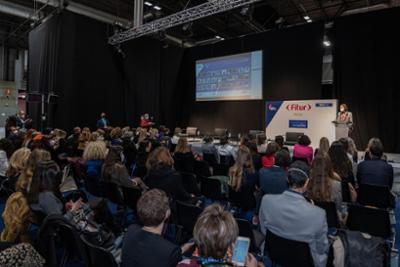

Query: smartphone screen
left=232, top=237, right=250, bottom=266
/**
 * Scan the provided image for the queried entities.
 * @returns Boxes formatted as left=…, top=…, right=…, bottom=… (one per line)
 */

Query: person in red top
left=140, top=113, right=153, bottom=128
left=293, top=135, right=314, bottom=166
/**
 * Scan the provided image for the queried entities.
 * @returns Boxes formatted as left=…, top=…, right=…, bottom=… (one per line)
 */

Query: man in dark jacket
left=357, top=138, right=393, bottom=189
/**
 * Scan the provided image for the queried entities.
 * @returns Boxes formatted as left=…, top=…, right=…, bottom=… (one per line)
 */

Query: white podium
left=333, top=121, right=350, bottom=140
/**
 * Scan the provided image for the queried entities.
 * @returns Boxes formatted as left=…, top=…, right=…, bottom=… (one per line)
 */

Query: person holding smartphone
left=177, top=204, right=261, bottom=267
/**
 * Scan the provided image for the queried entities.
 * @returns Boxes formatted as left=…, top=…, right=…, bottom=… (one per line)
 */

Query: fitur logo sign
left=286, top=104, right=312, bottom=111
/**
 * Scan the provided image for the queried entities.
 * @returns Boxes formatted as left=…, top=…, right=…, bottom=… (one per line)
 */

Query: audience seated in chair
left=259, top=165, right=329, bottom=267
left=177, top=204, right=258, bottom=267
left=259, top=147, right=290, bottom=195
left=201, top=136, right=220, bottom=164
left=173, top=137, right=195, bottom=173
left=145, top=146, right=193, bottom=201
left=261, top=142, right=279, bottom=169
left=357, top=138, right=393, bottom=189
left=306, top=154, right=344, bottom=217
left=122, top=189, right=193, bottom=267
left=293, top=134, right=314, bottom=166
left=228, top=147, right=258, bottom=221
left=217, top=136, right=236, bottom=160
left=329, top=141, right=356, bottom=186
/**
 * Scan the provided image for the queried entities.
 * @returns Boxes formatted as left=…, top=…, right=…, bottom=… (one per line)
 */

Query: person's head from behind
left=256, top=134, right=266, bottom=146
left=175, top=137, right=191, bottom=153
left=6, top=147, right=31, bottom=177
left=0, top=138, right=12, bottom=158
left=146, top=146, right=174, bottom=171
left=338, top=138, right=349, bottom=153
left=367, top=138, right=384, bottom=159
left=328, top=141, right=352, bottom=178
left=138, top=140, right=152, bottom=153
left=104, top=146, right=123, bottom=166
left=18, top=148, right=51, bottom=191
left=265, top=141, right=279, bottom=156
left=318, top=137, right=330, bottom=155
left=73, top=127, right=81, bottom=135
left=287, top=160, right=310, bottom=193
left=193, top=204, right=238, bottom=259
left=307, top=154, right=334, bottom=201
left=83, top=141, right=107, bottom=161
left=137, top=189, right=170, bottom=228
left=220, top=136, right=228, bottom=146
left=275, top=135, right=284, bottom=149
left=246, top=142, right=258, bottom=155
left=1, top=192, right=30, bottom=242
left=203, top=136, right=213, bottom=144
left=229, top=147, right=254, bottom=191
left=27, top=160, right=61, bottom=203
left=298, top=135, right=311, bottom=146
left=110, top=127, right=122, bottom=140
left=275, top=149, right=291, bottom=169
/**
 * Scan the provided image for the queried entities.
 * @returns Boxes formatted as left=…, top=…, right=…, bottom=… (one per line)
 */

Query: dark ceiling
left=0, top=0, right=397, bottom=48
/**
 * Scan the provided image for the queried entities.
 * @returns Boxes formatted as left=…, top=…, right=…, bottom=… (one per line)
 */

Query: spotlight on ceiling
left=303, top=15, right=310, bottom=20
left=153, top=5, right=162, bottom=10
left=323, top=40, right=331, bottom=47
left=144, top=1, right=153, bottom=6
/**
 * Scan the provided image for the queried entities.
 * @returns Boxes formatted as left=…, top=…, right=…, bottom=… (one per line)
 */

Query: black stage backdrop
left=333, top=7, right=400, bottom=153
left=178, top=23, right=325, bottom=135
left=29, top=12, right=126, bottom=131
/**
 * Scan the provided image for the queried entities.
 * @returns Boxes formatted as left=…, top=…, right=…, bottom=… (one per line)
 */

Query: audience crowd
left=0, top=114, right=395, bottom=267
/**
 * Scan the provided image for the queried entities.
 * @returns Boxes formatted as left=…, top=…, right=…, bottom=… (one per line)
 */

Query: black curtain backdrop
left=121, top=39, right=184, bottom=127
left=333, top=7, right=400, bottom=153
left=28, top=14, right=61, bottom=130
left=178, top=23, right=325, bottom=135
left=29, top=12, right=126, bottom=131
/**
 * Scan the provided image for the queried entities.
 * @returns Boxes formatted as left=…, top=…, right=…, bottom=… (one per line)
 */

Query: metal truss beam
left=109, top=0, right=261, bottom=45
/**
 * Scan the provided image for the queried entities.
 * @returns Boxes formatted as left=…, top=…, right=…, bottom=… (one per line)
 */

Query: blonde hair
left=146, top=146, right=174, bottom=171
left=193, top=204, right=238, bottom=259
left=16, top=149, right=51, bottom=192
left=83, top=141, right=107, bottom=161
left=1, top=192, right=31, bottom=243
left=54, top=129, right=67, bottom=139
left=229, top=147, right=254, bottom=192
left=6, top=148, right=31, bottom=178
left=78, top=128, right=91, bottom=150
left=175, top=137, right=191, bottom=153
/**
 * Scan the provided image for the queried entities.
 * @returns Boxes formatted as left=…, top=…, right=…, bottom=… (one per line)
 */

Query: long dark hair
left=26, top=160, right=62, bottom=204
left=328, top=141, right=353, bottom=178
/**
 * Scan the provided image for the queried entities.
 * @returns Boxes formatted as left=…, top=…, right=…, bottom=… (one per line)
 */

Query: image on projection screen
left=195, top=50, right=263, bottom=101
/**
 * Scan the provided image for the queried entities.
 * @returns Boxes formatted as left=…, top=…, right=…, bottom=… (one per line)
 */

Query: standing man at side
left=97, top=112, right=109, bottom=129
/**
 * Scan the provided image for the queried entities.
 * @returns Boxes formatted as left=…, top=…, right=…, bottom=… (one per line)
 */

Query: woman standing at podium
left=337, top=104, right=353, bottom=128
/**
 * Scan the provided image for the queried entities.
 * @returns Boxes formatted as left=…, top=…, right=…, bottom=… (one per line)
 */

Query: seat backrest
left=101, top=182, right=124, bottom=205
left=346, top=204, right=391, bottom=239
left=213, top=164, right=229, bottom=176
left=38, top=214, right=89, bottom=267
left=219, top=155, right=234, bottom=166
left=81, top=234, right=118, bottom=267
left=314, top=201, right=340, bottom=229
left=265, top=230, right=314, bottom=267
left=176, top=200, right=203, bottom=233
left=235, top=218, right=256, bottom=252
left=84, top=174, right=104, bottom=197
left=122, top=186, right=142, bottom=213
left=357, top=184, right=391, bottom=209
left=193, top=160, right=211, bottom=178
left=180, top=172, right=200, bottom=195
left=203, top=153, right=218, bottom=167
left=200, top=177, right=224, bottom=200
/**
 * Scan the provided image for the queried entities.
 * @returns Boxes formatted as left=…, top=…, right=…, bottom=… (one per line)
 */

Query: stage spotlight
left=323, top=40, right=331, bottom=47
left=306, top=19, right=312, bottom=23
left=303, top=15, right=310, bottom=20
left=153, top=5, right=162, bottom=10
left=144, top=1, right=153, bottom=6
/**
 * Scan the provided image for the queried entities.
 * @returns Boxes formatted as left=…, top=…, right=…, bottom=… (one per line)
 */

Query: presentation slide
left=196, top=50, right=263, bottom=101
